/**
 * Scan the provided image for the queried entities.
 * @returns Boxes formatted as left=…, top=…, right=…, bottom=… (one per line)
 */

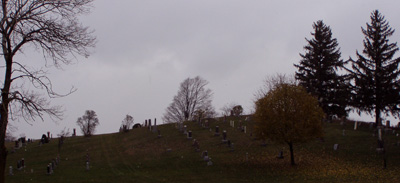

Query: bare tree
left=163, top=76, right=215, bottom=123
left=220, top=102, right=238, bottom=116
left=254, top=74, right=296, bottom=101
left=76, top=110, right=99, bottom=137
left=121, top=114, right=134, bottom=130
left=0, top=0, right=95, bottom=180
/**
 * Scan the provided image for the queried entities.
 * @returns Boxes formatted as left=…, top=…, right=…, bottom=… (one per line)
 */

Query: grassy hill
left=5, top=116, right=400, bottom=182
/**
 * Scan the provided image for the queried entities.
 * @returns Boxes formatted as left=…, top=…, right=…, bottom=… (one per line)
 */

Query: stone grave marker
left=148, top=119, right=152, bottom=131
left=214, top=126, right=220, bottom=136
left=222, top=130, right=227, bottom=143
left=202, top=151, right=209, bottom=161
left=153, top=118, right=158, bottom=133
left=183, top=125, right=187, bottom=135
left=86, top=161, right=90, bottom=171
left=244, top=126, right=247, bottom=134
left=47, top=164, right=51, bottom=175
left=158, top=130, right=162, bottom=138
left=333, top=144, right=339, bottom=150
left=207, top=159, right=213, bottom=166
left=187, top=131, right=192, bottom=139
left=193, top=139, right=200, bottom=152
left=9, top=166, right=12, bottom=176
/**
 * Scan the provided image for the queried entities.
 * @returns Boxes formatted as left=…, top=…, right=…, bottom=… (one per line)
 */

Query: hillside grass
left=5, top=116, right=400, bottom=182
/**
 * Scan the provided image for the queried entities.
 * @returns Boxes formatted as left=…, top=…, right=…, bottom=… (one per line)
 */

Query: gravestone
left=9, top=166, right=12, bottom=176
left=244, top=126, right=247, bottom=134
left=158, top=130, right=162, bottom=138
left=86, top=161, right=90, bottom=171
left=354, top=121, right=358, bottom=130
left=148, top=119, right=152, bottom=131
left=214, top=126, right=220, bottom=136
left=333, top=144, right=339, bottom=150
left=222, top=130, right=227, bottom=143
left=187, top=131, right=192, bottom=139
left=193, top=139, right=200, bottom=152
left=47, top=164, right=51, bottom=175
left=207, top=159, right=213, bottom=166
left=183, top=125, right=187, bottom=135
left=153, top=118, right=157, bottom=133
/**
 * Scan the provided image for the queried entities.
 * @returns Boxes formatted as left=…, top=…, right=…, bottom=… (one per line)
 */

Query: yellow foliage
left=254, top=84, right=325, bottom=144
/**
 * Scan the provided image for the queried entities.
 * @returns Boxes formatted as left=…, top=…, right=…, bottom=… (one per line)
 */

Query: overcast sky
left=9, top=0, right=400, bottom=138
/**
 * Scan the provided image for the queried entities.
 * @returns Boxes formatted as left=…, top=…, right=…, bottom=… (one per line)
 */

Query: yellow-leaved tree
left=254, top=84, right=324, bottom=165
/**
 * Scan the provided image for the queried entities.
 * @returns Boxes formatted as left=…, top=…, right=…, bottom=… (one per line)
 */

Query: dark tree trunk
left=288, top=142, right=295, bottom=166
left=0, top=109, right=9, bottom=183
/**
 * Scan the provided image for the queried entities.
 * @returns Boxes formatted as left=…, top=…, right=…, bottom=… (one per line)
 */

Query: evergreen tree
left=294, top=20, right=348, bottom=119
left=348, top=10, right=400, bottom=127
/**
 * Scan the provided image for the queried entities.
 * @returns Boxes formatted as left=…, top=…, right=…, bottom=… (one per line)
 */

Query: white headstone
left=333, top=144, right=339, bottom=150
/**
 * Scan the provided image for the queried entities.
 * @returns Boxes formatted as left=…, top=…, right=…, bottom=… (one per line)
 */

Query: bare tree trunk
left=288, top=142, right=295, bottom=166
left=0, top=109, right=8, bottom=183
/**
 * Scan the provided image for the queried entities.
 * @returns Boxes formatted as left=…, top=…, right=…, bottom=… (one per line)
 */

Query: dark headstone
left=277, top=151, right=284, bottom=159
left=222, top=130, right=227, bottom=142
left=214, top=126, right=220, bottom=136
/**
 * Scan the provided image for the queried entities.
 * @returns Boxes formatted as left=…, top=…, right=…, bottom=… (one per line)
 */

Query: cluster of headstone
left=200, top=120, right=209, bottom=128
left=40, top=133, right=50, bottom=145
left=46, top=155, right=60, bottom=175
left=143, top=118, right=158, bottom=133
left=119, top=125, right=129, bottom=133
left=14, top=137, right=27, bottom=150
left=16, top=158, right=25, bottom=170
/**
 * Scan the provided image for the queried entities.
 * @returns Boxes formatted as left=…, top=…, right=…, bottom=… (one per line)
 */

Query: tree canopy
left=347, top=10, right=400, bottom=127
left=163, top=76, right=215, bottom=123
left=254, top=84, right=324, bottom=165
left=294, top=20, right=349, bottom=119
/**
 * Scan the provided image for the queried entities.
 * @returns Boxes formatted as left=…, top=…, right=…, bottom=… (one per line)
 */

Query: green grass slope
left=5, top=116, right=400, bottom=183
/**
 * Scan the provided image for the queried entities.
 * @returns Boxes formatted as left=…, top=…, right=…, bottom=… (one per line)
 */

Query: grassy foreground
left=5, top=116, right=400, bottom=182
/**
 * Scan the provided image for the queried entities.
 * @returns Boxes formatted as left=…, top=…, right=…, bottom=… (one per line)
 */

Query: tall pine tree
left=348, top=10, right=400, bottom=127
left=295, top=20, right=349, bottom=119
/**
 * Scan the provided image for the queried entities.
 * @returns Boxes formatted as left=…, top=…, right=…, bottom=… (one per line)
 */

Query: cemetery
left=4, top=115, right=400, bottom=182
